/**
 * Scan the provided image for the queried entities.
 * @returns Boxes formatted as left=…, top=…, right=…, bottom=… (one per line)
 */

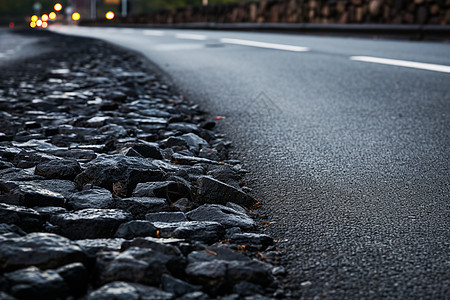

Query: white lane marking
left=143, top=30, right=165, bottom=36
left=175, top=33, right=208, bottom=40
left=220, top=38, right=309, bottom=52
left=350, top=56, right=450, bottom=73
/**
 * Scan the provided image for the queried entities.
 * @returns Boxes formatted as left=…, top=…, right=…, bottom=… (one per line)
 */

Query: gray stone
left=0, top=180, right=76, bottom=208
left=0, top=223, right=26, bottom=238
left=186, top=260, right=272, bottom=296
left=0, top=233, right=87, bottom=272
left=50, top=209, right=131, bottom=239
left=75, top=238, right=125, bottom=256
left=178, top=133, right=209, bottom=153
left=146, top=212, right=188, bottom=223
left=161, top=273, right=202, bottom=296
left=115, top=197, right=169, bottom=219
left=133, top=181, right=191, bottom=202
left=34, top=159, right=81, bottom=180
left=121, top=237, right=184, bottom=255
left=186, top=204, right=255, bottom=230
left=66, top=188, right=114, bottom=210
left=87, top=281, right=173, bottom=300
left=187, top=246, right=250, bottom=264
left=196, top=176, right=255, bottom=207
left=0, top=203, right=43, bottom=232
left=74, top=155, right=165, bottom=196
left=151, top=221, right=225, bottom=244
left=177, top=291, right=210, bottom=300
left=56, top=263, right=88, bottom=296
left=207, top=165, right=241, bottom=189
left=172, top=198, right=195, bottom=213
left=5, top=266, right=70, bottom=299
left=228, top=232, right=274, bottom=250
left=98, top=247, right=185, bottom=286
left=115, top=220, right=157, bottom=239
left=130, top=142, right=163, bottom=159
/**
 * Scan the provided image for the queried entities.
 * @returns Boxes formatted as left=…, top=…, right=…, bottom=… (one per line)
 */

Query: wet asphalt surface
left=15, top=26, right=450, bottom=298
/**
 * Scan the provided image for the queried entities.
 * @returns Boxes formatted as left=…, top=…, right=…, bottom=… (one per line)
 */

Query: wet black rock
left=0, top=232, right=87, bottom=272
left=133, top=181, right=191, bottom=202
left=228, top=232, right=274, bottom=251
left=207, top=165, right=242, bottom=189
left=186, top=260, right=272, bottom=296
left=98, top=246, right=185, bottom=286
left=161, top=273, right=202, bottom=296
left=56, top=262, right=89, bottom=296
left=115, top=220, right=157, bottom=239
left=0, top=180, right=75, bottom=208
left=152, top=221, right=225, bottom=244
left=187, top=246, right=250, bottom=263
left=4, top=266, right=70, bottom=299
left=186, top=204, right=255, bottom=230
left=66, top=187, right=114, bottom=210
left=87, top=281, right=173, bottom=300
left=0, top=223, right=26, bottom=238
left=34, top=159, right=82, bottom=180
left=49, top=208, right=131, bottom=239
left=75, top=238, right=125, bottom=256
left=196, top=176, right=256, bottom=207
left=114, top=197, right=169, bottom=219
left=128, top=142, right=163, bottom=160
left=74, top=155, right=166, bottom=196
left=0, top=203, right=43, bottom=232
left=146, top=212, right=188, bottom=223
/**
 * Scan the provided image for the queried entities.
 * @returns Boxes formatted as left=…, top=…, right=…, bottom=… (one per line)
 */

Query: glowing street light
left=31, top=15, right=38, bottom=22
left=49, top=12, right=57, bottom=20
left=42, top=21, right=48, bottom=28
left=105, top=11, right=115, bottom=20
left=54, top=3, right=62, bottom=11
left=36, top=19, right=43, bottom=27
left=41, top=14, right=49, bottom=21
left=30, top=21, right=37, bottom=28
left=72, top=12, right=81, bottom=21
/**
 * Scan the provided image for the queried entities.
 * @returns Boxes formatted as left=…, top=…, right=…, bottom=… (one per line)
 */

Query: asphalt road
left=50, top=26, right=449, bottom=299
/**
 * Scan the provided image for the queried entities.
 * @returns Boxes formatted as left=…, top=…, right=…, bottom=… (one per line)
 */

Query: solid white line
left=143, top=30, right=165, bottom=36
left=175, top=33, right=208, bottom=40
left=220, top=38, right=309, bottom=52
left=350, top=56, right=450, bottom=73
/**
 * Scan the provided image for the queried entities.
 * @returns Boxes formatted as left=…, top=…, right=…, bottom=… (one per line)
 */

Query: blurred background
left=1, top=1, right=449, bottom=31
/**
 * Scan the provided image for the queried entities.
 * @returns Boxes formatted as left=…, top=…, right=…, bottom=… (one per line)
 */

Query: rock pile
left=0, top=30, right=286, bottom=299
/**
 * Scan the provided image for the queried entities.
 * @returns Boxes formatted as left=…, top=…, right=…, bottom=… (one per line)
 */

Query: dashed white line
left=175, top=33, right=208, bottom=40
left=143, top=30, right=165, bottom=36
left=350, top=56, right=450, bottom=73
left=220, top=38, right=309, bottom=52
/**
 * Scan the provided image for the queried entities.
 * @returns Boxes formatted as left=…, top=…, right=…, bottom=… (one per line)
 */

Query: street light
left=49, top=12, right=57, bottom=20
left=54, top=3, right=62, bottom=11
left=41, top=14, right=49, bottom=21
left=105, top=11, right=115, bottom=20
left=31, top=15, right=38, bottom=22
left=72, top=12, right=81, bottom=21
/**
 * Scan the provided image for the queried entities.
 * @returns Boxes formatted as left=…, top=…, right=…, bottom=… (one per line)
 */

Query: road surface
left=50, top=26, right=450, bottom=299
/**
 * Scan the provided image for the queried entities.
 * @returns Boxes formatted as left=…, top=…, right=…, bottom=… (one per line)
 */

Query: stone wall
left=127, top=0, right=450, bottom=26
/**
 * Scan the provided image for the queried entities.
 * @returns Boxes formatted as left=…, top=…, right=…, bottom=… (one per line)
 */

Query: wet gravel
left=0, top=29, right=293, bottom=300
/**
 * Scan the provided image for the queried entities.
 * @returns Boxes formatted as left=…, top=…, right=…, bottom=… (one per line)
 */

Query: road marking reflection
left=220, top=38, right=309, bottom=52
left=175, top=33, right=208, bottom=40
left=350, top=56, right=450, bottom=73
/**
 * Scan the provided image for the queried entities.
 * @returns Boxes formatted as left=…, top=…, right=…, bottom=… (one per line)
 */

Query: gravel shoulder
left=0, top=29, right=292, bottom=299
